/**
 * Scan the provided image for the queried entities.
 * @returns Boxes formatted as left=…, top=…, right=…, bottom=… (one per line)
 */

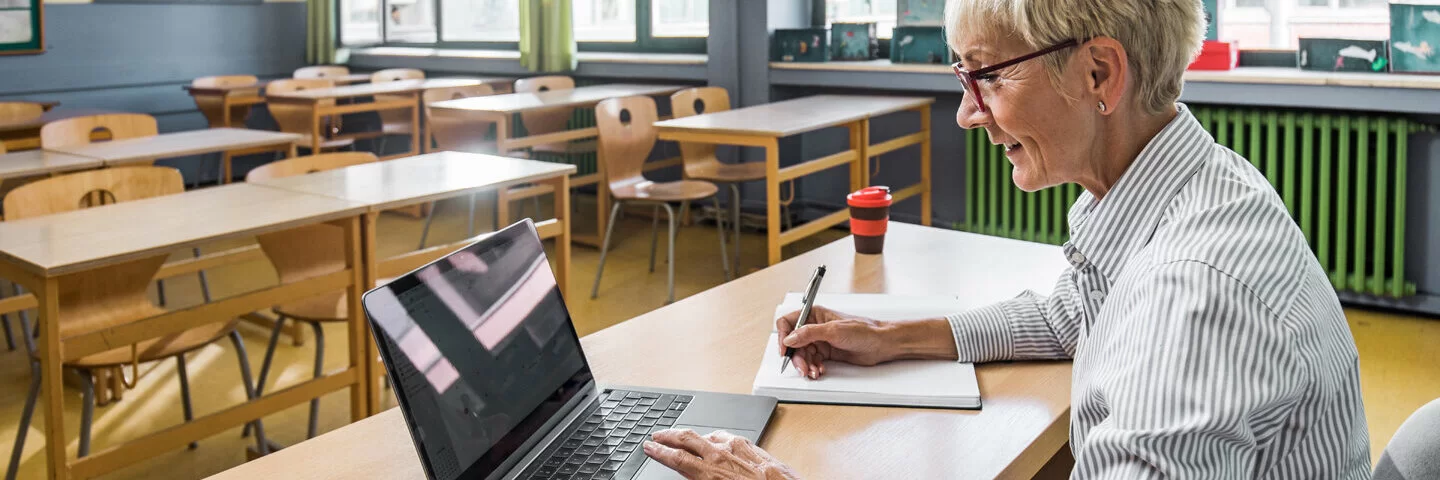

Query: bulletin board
left=0, top=0, right=42, bottom=55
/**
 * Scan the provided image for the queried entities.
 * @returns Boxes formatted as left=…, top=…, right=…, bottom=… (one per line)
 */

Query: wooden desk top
left=47, top=128, right=300, bottom=165
left=0, top=150, right=102, bottom=180
left=0, top=108, right=124, bottom=135
left=205, top=223, right=1074, bottom=480
left=183, top=82, right=267, bottom=96
left=0, top=183, right=367, bottom=277
left=266, top=78, right=511, bottom=102
left=656, top=95, right=935, bottom=138
left=250, top=151, right=576, bottom=212
left=429, top=84, right=687, bottom=114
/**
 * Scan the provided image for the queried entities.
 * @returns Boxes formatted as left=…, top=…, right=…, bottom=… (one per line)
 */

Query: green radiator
left=962, top=106, right=1434, bottom=297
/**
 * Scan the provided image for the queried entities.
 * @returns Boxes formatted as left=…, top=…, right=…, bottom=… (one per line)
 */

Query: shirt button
left=1069, top=252, right=1087, bottom=265
left=1088, top=290, right=1105, bottom=302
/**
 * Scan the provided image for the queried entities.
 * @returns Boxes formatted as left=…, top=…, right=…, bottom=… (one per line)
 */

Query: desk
left=265, top=78, right=512, bottom=160
left=0, top=150, right=102, bottom=183
left=47, top=128, right=301, bottom=181
left=0, top=183, right=373, bottom=480
left=656, top=95, right=935, bottom=265
left=0, top=109, right=122, bottom=152
left=206, top=223, right=1074, bottom=480
left=184, top=83, right=267, bottom=128
left=248, top=151, right=577, bottom=414
left=429, top=83, right=688, bottom=246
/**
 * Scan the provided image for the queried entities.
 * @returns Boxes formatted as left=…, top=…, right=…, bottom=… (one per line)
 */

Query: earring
left=1098, top=101, right=1107, bottom=113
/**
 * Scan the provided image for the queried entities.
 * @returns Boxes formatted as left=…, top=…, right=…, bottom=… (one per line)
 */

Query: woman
left=641, top=0, right=1372, bottom=478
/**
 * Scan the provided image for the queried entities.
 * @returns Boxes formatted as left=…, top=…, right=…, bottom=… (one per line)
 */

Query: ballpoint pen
left=781, top=265, right=826, bottom=374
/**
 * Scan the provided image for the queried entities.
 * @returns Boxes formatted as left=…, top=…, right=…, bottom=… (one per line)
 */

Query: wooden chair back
left=0, top=102, right=45, bottom=122
left=39, top=113, right=158, bottom=149
left=595, top=96, right=659, bottom=194
left=370, top=68, right=424, bottom=83
left=371, top=69, right=426, bottom=131
left=192, top=75, right=261, bottom=128
left=294, top=66, right=350, bottom=79
left=424, top=84, right=497, bottom=153
left=1, top=166, right=183, bottom=339
left=514, top=75, right=575, bottom=137
left=247, top=153, right=377, bottom=286
left=266, top=78, right=335, bottom=138
left=669, top=87, right=732, bottom=177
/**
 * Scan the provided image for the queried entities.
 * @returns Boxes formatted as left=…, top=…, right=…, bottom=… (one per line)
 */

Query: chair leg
left=418, top=200, right=439, bottom=249
left=648, top=205, right=661, bottom=273
left=2, top=313, right=13, bottom=352
left=466, top=192, right=477, bottom=238
left=531, top=196, right=542, bottom=221
left=156, top=279, right=167, bottom=307
left=590, top=201, right=625, bottom=299
left=243, top=314, right=287, bottom=438
left=662, top=203, right=677, bottom=304
left=729, top=183, right=743, bottom=276
left=176, top=355, right=198, bottom=450
left=79, top=369, right=95, bottom=458
left=712, top=196, right=732, bottom=280
left=6, top=359, right=40, bottom=480
left=307, top=322, right=325, bottom=439
left=228, top=330, right=270, bottom=455
left=193, top=247, right=212, bottom=304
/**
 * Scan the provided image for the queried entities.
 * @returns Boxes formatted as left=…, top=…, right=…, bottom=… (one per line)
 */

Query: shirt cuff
left=946, top=302, right=1014, bottom=363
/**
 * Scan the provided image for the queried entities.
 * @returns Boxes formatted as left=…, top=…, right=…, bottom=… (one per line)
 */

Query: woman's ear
left=1084, top=37, right=1128, bottom=115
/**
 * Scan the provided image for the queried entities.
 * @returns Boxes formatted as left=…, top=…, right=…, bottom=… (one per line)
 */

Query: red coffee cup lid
left=847, top=186, right=892, bottom=208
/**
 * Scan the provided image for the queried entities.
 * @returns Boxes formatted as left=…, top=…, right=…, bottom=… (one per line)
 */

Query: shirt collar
left=1066, top=103, right=1210, bottom=279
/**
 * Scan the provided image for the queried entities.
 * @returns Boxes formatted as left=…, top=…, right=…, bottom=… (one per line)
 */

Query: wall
left=0, top=2, right=308, bottom=182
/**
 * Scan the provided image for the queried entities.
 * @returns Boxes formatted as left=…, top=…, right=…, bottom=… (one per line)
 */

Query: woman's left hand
left=643, top=429, right=801, bottom=480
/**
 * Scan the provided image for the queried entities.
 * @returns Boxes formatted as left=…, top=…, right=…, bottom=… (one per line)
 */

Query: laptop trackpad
left=631, top=425, right=763, bottom=480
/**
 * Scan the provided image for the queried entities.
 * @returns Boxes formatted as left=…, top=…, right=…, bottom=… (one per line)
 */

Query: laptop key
left=596, top=446, right=617, bottom=456
left=601, top=421, right=620, bottom=429
left=604, top=437, right=624, bottom=446
left=626, top=392, right=642, bottom=400
left=643, top=411, right=663, bottom=419
left=625, top=433, right=647, bottom=443
left=619, top=421, right=638, bottom=429
left=545, top=456, right=565, bottom=467
left=558, top=465, right=579, bottom=475
left=582, top=438, right=603, bottom=447
left=661, top=411, right=681, bottom=419
left=619, top=441, right=640, bottom=452
left=638, top=418, right=656, bottom=427
left=602, top=460, right=625, bottom=471
left=658, top=418, right=676, bottom=427
left=557, top=447, right=576, bottom=457
left=624, top=413, right=644, bottom=421
left=563, top=439, right=583, bottom=448
left=678, top=395, right=694, bottom=402
left=640, top=392, right=660, bottom=399
left=579, top=464, right=601, bottom=475
left=577, top=446, right=597, bottom=456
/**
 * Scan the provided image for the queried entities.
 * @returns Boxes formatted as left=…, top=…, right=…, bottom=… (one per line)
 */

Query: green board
left=0, top=0, right=41, bottom=55
left=898, top=0, right=945, bottom=27
left=1298, top=38, right=1390, bottom=73
left=1390, top=2, right=1440, bottom=73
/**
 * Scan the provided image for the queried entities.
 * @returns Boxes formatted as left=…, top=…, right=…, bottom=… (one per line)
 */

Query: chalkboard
left=0, top=0, right=42, bottom=55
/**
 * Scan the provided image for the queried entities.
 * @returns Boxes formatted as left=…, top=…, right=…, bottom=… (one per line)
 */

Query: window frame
left=575, top=0, right=707, bottom=54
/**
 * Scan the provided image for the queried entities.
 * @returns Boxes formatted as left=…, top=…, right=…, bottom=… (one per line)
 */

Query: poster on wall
left=0, top=0, right=41, bottom=55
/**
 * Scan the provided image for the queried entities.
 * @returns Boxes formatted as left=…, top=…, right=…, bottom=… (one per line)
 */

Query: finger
left=643, top=441, right=701, bottom=477
left=784, top=323, right=836, bottom=349
left=652, top=428, right=722, bottom=459
left=804, top=344, right=822, bottom=379
left=791, top=353, right=811, bottom=378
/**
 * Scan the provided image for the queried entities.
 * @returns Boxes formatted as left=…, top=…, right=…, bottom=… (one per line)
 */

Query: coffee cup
left=847, top=186, right=892, bottom=254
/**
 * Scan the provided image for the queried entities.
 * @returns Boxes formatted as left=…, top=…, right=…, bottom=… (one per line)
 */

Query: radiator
left=963, top=107, right=1433, bottom=297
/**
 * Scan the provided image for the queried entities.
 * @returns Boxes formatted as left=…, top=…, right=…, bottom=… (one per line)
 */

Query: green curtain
left=307, top=0, right=337, bottom=65
left=519, top=0, right=577, bottom=72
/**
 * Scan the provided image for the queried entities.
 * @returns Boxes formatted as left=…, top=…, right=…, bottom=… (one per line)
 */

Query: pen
left=781, top=265, right=826, bottom=374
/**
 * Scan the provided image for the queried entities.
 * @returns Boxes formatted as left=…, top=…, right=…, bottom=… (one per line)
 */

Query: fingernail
left=642, top=441, right=656, bottom=452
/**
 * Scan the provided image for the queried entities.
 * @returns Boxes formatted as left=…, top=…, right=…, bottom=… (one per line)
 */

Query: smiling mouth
left=1004, top=142, right=1022, bottom=153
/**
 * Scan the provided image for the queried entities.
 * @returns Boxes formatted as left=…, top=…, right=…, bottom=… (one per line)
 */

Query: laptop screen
left=364, top=223, right=592, bottom=480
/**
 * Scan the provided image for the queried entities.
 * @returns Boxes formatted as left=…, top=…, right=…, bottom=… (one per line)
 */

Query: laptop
left=362, top=219, right=778, bottom=480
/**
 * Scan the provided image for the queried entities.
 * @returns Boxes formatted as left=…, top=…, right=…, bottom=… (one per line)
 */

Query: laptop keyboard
left=520, top=390, right=693, bottom=480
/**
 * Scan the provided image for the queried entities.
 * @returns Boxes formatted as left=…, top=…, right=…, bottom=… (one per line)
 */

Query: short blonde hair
left=944, top=0, right=1205, bottom=115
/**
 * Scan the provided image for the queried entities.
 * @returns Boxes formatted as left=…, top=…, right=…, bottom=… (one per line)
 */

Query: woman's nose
left=956, top=96, right=992, bottom=130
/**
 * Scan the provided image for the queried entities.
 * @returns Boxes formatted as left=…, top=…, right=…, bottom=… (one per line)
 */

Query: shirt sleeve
left=944, top=267, right=1085, bottom=362
left=1071, top=260, right=1303, bottom=479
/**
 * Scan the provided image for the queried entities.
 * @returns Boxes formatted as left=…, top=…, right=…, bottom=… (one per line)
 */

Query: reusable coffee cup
left=847, top=186, right=892, bottom=254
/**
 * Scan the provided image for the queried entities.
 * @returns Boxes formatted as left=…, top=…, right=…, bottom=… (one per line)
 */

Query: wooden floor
left=0, top=193, right=1436, bottom=479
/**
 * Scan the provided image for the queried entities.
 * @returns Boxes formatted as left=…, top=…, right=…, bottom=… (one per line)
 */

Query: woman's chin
left=1010, top=171, right=1048, bottom=193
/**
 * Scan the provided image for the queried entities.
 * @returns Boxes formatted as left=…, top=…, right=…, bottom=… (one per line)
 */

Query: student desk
left=205, top=222, right=1074, bottom=480
left=183, top=83, right=267, bottom=128
left=45, top=128, right=301, bottom=182
left=0, top=109, right=122, bottom=152
left=655, top=95, right=934, bottom=266
left=264, top=78, right=512, bottom=160
left=428, top=83, right=688, bottom=246
left=0, top=150, right=102, bottom=184
left=247, top=151, right=577, bottom=414
left=0, top=183, right=374, bottom=480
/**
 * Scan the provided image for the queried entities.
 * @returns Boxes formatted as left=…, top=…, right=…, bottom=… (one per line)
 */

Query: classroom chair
left=3, top=167, right=270, bottom=480
left=240, top=152, right=379, bottom=441
left=1374, top=397, right=1440, bottom=480
left=293, top=65, right=350, bottom=80
left=513, top=75, right=598, bottom=156
left=191, top=75, right=260, bottom=128
left=416, top=84, right=508, bottom=248
left=369, top=68, right=425, bottom=155
left=670, top=87, right=766, bottom=277
left=266, top=79, right=356, bottom=154
left=39, top=113, right=157, bottom=150
left=0, top=102, right=44, bottom=122
left=591, top=96, right=730, bottom=304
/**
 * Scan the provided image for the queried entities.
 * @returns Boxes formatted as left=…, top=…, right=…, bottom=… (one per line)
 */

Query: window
left=826, top=0, right=896, bottom=39
left=1220, top=0, right=1391, bottom=49
left=574, top=0, right=637, bottom=42
left=384, top=0, right=437, bottom=43
left=341, top=0, right=382, bottom=45
left=441, top=0, right=521, bottom=43
left=652, top=0, right=709, bottom=38
left=573, top=0, right=707, bottom=52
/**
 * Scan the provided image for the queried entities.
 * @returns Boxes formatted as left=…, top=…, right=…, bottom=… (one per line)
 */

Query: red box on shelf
left=1188, top=40, right=1238, bottom=71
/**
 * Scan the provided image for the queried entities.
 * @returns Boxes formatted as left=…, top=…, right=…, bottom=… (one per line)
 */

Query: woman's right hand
left=775, top=306, right=897, bottom=379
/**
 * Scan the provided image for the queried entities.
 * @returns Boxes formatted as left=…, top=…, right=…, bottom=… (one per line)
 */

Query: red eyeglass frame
left=951, top=39, right=1081, bottom=113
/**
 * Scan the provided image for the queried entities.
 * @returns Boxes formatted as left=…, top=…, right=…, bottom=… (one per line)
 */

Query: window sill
left=346, top=47, right=706, bottom=65
left=345, top=47, right=708, bottom=81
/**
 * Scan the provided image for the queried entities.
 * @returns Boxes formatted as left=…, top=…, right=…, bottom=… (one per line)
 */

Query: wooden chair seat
left=611, top=179, right=717, bottom=203
left=297, top=135, right=356, bottom=150
left=684, top=159, right=766, bottom=183
left=39, top=315, right=241, bottom=369
left=272, top=278, right=392, bottom=323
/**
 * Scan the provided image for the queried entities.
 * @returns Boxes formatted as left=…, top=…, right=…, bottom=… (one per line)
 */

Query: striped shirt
left=948, top=104, right=1371, bottom=478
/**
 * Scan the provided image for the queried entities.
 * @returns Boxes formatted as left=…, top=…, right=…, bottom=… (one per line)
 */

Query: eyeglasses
left=951, top=39, right=1081, bottom=113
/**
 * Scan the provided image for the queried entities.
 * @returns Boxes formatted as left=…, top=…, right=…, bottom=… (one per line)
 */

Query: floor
left=0, top=194, right=1436, bottom=479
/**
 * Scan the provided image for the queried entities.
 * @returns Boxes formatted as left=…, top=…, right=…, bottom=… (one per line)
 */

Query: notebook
left=751, top=293, right=982, bottom=409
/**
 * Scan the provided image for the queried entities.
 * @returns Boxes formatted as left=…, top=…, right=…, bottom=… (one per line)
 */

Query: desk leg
left=310, top=109, right=323, bottom=155
left=222, top=97, right=232, bottom=129
left=36, top=276, right=66, bottom=480
left=919, top=105, right=932, bottom=226
left=342, top=215, right=370, bottom=421
left=288, top=143, right=298, bottom=159
left=548, top=175, right=572, bottom=300
left=409, top=96, right=421, bottom=156
left=358, top=212, right=383, bottom=416
left=765, top=138, right=781, bottom=266
left=852, top=121, right=866, bottom=192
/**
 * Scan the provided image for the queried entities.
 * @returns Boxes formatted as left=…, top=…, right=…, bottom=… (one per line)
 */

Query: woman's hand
left=643, top=429, right=801, bottom=480
left=775, top=306, right=899, bottom=378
